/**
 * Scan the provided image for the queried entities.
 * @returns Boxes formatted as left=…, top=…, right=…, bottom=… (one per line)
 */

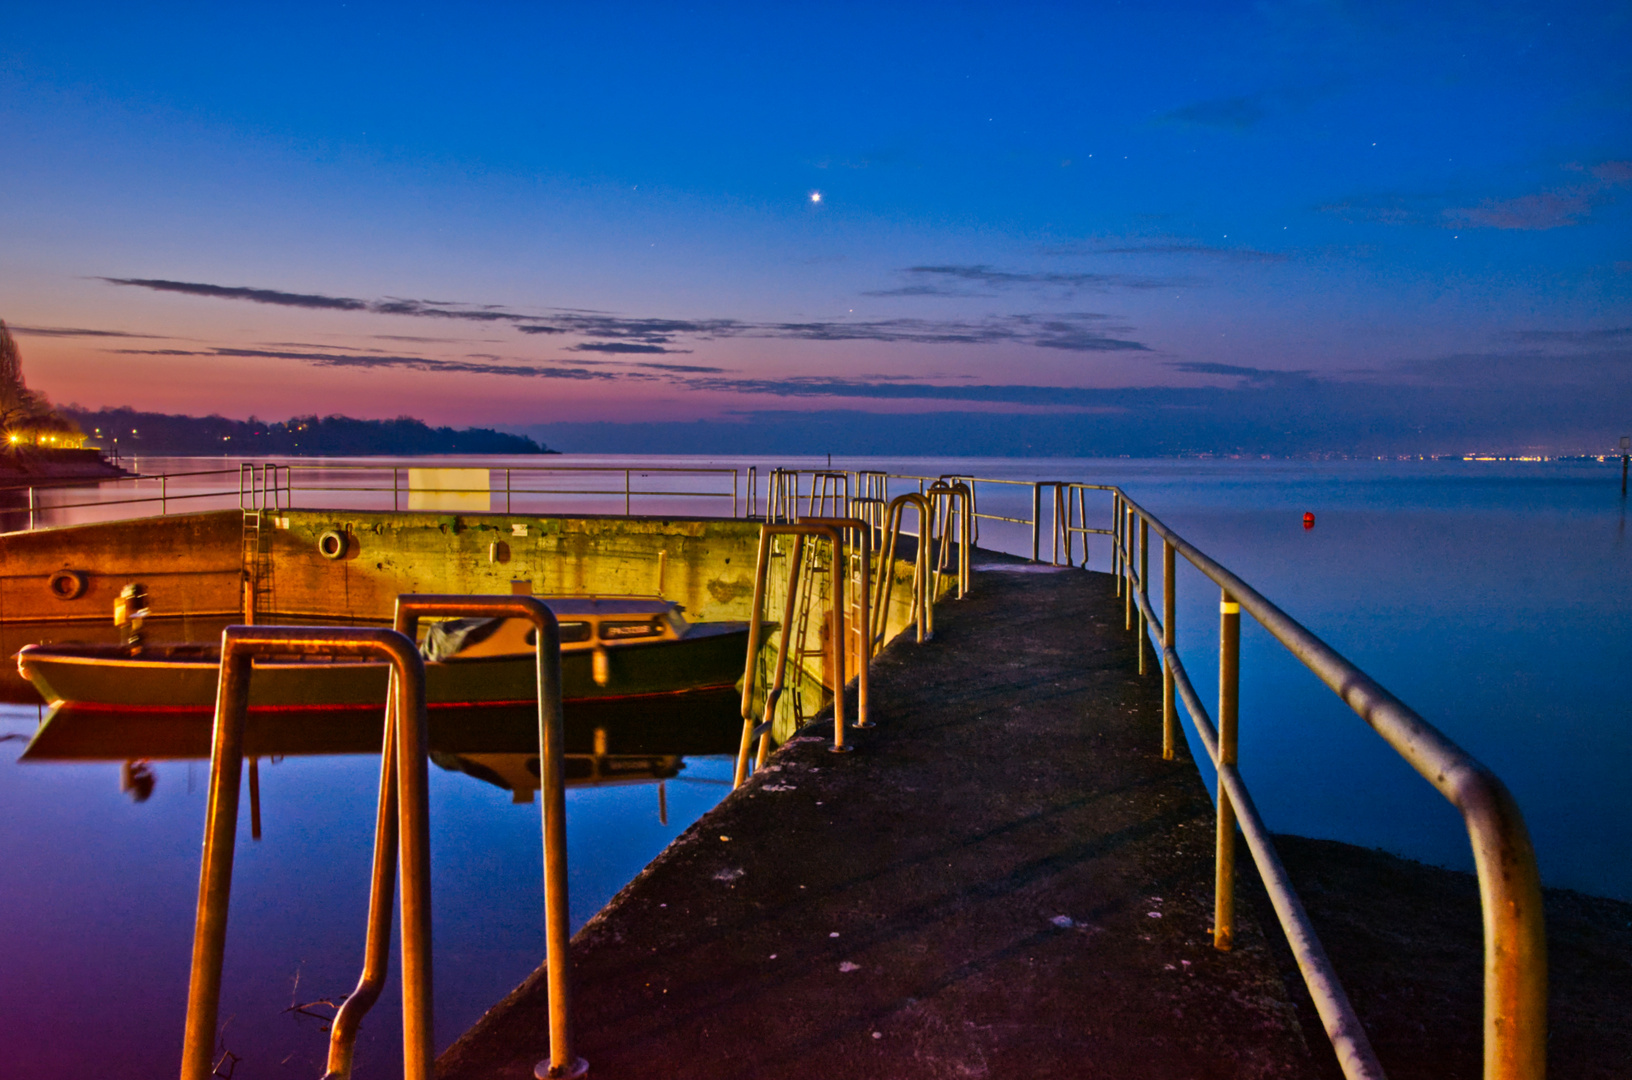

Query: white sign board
left=407, top=468, right=490, bottom=512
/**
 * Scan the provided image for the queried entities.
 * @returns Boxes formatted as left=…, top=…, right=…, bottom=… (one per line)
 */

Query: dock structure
left=439, top=556, right=1317, bottom=1079
left=1, top=463, right=1556, bottom=1077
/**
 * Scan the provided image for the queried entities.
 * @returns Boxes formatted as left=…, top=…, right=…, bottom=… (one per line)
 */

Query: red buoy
left=1303, top=512, right=1315, bottom=530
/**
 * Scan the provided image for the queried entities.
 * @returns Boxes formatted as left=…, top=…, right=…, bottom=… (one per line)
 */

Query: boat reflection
left=20, top=687, right=742, bottom=822
left=20, top=685, right=743, bottom=761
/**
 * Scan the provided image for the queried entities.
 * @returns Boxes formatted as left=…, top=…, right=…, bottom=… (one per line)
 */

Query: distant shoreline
left=0, top=448, right=128, bottom=485
left=61, top=406, right=555, bottom=458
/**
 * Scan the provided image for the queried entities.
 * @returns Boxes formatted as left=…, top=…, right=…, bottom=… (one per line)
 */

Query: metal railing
left=3, top=461, right=752, bottom=530
left=1110, top=489, right=1546, bottom=1080
left=738, top=469, right=1114, bottom=569
left=181, top=626, right=432, bottom=1080
left=735, top=520, right=873, bottom=782
left=179, top=600, right=582, bottom=1080
left=874, top=492, right=937, bottom=646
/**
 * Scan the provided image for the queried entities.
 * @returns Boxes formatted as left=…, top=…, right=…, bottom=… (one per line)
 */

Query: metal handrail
left=329, top=595, right=583, bottom=1080
left=799, top=515, right=875, bottom=734
left=873, top=493, right=936, bottom=646
left=180, top=626, right=431, bottom=1080
left=1114, top=490, right=1546, bottom=1080
left=926, top=481, right=973, bottom=597
left=735, top=521, right=869, bottom=782
left=8, top=461, right=751, bottom=530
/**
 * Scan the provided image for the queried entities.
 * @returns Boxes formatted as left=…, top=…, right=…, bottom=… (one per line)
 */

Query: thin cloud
left=569, top=342, right=694, bottom=355
left=109, top=346, right=619, bottom=381
left=9, top=324, right=170, bottom=339
left=1501, top=327, right=1632, bottom=346
left=752, top=313, right=1149, bottom=352
left=682, top=376, right=1143, bottom=405
left=1069, top=242, right=1288, bottom=263
left=1157, top=94, right=1267, bottom=130
left=1325, top=159, right=1632, bottom=231
left=98, top=276, right=1151, bottom=352
left=863, top=264, right=1175, bottom=297
left=100, top=278, right=372, bottom=311
left=1442, top=190, right=1598, bottom=231
left=625, top=361, right=729, bottom=373
left=1167, top=361, right=1320, bottom=387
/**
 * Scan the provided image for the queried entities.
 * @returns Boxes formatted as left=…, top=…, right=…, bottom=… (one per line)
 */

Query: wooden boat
left=17, top=597, right=756, bottom=715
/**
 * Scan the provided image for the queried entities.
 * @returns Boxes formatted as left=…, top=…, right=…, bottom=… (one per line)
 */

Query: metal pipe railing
left=736, top=521, right=863, bottom=779
left=180, top=625, right=431, bottom=1080
left=799, top=515, right=875, bottom=731
left=8, top=462, right=748, bottom=531
left=1115, top=491, right=1546, bottom=1080
left=874, top=493, right=935, bottom=646
left=340, top=595, right=582, bottom=1080
left=925, top=481, right=973, bottom=599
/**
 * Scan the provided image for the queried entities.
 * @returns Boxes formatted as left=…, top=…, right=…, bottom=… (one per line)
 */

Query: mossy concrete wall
left=264, top=510, right=767, bottom=623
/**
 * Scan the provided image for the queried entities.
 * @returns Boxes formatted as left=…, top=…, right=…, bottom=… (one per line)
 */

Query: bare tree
left=0, top=320, right=79, bottom=451
left=0, top=319, right=26, bottom=416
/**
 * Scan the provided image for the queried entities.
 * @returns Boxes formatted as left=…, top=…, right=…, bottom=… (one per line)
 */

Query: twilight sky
left=2, top=1, right=1629, bottom=454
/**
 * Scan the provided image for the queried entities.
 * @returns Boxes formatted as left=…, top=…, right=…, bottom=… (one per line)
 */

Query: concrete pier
left=440, top=557, right=1316, bottom=1078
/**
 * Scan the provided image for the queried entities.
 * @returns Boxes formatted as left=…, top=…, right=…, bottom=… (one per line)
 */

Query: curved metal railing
left=1112, top=489, right=1546, bottom=1080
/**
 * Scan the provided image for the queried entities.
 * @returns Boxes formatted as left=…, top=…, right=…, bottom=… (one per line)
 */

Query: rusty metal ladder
left=238, top=465, right=281, bottom=622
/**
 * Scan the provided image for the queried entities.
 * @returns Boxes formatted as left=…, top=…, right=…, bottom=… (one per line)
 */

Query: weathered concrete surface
left=439, top=560, right=1315, bottom=1079
left=0, top=510, right=243, bottom=623
left=1268, top=836, right=1632, bottom=1080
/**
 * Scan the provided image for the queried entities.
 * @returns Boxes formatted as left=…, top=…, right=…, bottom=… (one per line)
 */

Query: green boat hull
left=18, top=623, right=752, bottom=712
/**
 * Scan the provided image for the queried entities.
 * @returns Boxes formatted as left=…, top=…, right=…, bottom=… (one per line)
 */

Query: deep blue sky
left=2, top=2, right=1628, bottom=453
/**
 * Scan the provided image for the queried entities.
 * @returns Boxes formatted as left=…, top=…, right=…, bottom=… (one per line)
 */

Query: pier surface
left=441, top=558, right=1317, bottom=1078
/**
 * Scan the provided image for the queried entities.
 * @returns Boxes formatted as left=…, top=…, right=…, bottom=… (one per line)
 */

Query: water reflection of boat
left=19, top=686, right=745, bottom=761
left=433, top=750, right=686, bottom=803
left=16, top=597, right=758, bottom=715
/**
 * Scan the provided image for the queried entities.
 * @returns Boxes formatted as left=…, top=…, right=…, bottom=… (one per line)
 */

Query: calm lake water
left=2, top=454, right=1628, bottom=1076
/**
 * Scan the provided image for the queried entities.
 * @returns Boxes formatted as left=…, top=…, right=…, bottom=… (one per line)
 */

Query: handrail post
left=1055, top=484, right=1066, bottom=565
left=161, top=475, right=167, bottom=516
left=178, top=649, right=251, bottom=1080
left=1112, top=493, right=1122, bottom=593
left=1031, top=482, right=1042, bottom=562
left=1138, top=517, right=1149, bottom=675
left=506, top=468, right=512, bottom=514
left=624, top=469, right=631, bottom=516
left=181, top=627, right=429, bottom=1080
left=27, top=485, right=35, bottom=530
left=366, top=596, right=581, bottom=1080
left=1124, top=506, right=1135, bottom=631
left=1162, top=539, right=1176, bottom=760
left=1215, top=588, right=1241, bottom=952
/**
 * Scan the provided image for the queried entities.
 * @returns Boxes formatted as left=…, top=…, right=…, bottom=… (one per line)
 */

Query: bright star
left=810, top=191, right=822, bottom=204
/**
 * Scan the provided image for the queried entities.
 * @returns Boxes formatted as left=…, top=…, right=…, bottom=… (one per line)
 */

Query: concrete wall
left=0, top=511, right=242, bottom=624
left=264, top=510, right=766, bottom=623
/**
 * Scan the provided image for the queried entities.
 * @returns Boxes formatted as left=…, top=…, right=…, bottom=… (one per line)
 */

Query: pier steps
left=440, top=557, right=1315, bottom=1078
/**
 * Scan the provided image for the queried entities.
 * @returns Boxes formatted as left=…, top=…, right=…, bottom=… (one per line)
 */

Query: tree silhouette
left=0, top=320, right=78, bottom=451
left=0, top=319, right=28, bottom=413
